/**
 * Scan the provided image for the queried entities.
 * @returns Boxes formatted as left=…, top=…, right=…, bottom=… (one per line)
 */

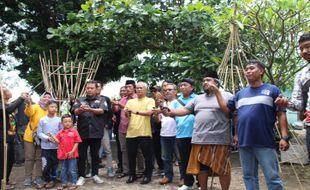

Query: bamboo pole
left=70, top=61, right=74, bottom=96
left=63, top=62, right=70, bottom=100
left=78, top=62, right=86, bottom=97
left=0, top=80, right=8, bottom=190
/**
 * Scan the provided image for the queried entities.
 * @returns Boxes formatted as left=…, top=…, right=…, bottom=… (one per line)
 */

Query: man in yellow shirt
left=125, top=82, right=155, bottom=185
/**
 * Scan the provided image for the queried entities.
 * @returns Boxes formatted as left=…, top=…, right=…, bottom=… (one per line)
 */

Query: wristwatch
left=281, top=136, right=290, bottom=142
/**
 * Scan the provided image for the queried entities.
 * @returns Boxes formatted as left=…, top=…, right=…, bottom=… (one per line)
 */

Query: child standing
left=37, top=100, right=61, bottom=189
left=53, top=114, right=81, bottom=190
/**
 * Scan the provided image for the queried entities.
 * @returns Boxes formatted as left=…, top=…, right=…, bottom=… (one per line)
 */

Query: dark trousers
left=78, top=138, right=101, bottom=177
left=126, top=137, right=153, bottom=178
left=306, top=126, right=310, bottom=160
left=177, top=138, right=194, bottom=186
left=115, top=132, right=123, bottom=170
left=0, top=142, right=14, bottom=186
left=152, top=131, right=163, bottom=170
left=14, top=132, right=25, bottom=164
left=41, top=149, right=58, bottom=182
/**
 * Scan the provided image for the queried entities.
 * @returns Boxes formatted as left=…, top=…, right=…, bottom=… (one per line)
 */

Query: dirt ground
left=9, top=150, right=310, bottom=190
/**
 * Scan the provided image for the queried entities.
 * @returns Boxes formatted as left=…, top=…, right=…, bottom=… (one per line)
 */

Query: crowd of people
left=0, top=32, right=309, bottom=190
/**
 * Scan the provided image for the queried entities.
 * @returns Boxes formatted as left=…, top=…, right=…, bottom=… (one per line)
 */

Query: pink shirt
left=118, top=94, right=137, bottom=133
left=56, top=128, right=82, bottom=160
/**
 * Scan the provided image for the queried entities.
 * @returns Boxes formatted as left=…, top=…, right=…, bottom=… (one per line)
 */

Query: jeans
left=239, top=147, right=283, bottom=190
left=41, top=149, right=58, bottom=182
left=160, top=136, right=176, bottom=180
left=60, top=159, right=78, bottom=184
left=306, top=126, right=310, bottom=160
left=99, top=128, right=113, bottom=168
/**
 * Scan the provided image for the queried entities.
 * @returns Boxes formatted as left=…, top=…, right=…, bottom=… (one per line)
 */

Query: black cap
left=203, top=70, right=219, bottom=79
left=125, top=80, right=135, bottom=86
left=181, top=78, right=195, bottom=86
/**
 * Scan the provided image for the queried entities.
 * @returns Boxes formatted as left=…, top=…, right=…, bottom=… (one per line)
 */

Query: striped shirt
left=289, top=63, right=310, bottom=111
left=227, top=83, right=286, bottom=149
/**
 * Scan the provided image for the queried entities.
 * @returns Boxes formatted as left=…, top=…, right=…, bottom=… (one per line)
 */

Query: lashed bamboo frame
left=39, top=50, right=101, bottom=103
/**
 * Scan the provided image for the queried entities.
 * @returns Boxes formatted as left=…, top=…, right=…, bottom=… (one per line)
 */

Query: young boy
left=52, top=114, right=81, bottom=190
left=37, top=100, right=61, bottom=189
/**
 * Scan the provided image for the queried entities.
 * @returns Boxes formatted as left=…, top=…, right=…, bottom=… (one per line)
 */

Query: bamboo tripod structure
left=217, top=4, right=248, bottom=94
left=0, top=79, right=8, bottom=190
left=39, top=50, right=101, bottom=104
left=214, top=2, right=306, bottom=190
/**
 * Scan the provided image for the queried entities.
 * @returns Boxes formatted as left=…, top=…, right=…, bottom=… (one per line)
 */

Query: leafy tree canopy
left=48, top=0, right=226, bottom=89
left=0, top=0, right=85, bottom=92
left=1, top=0, right=309, bottom=92
left=49, top=0, right=310, bottom=90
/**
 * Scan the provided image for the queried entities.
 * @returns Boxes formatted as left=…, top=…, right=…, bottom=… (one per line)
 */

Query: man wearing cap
left=163, top=72, right=233, bottom=190
left=210, top=60, right=289, bottom=190
left=169, top=78, right=197, bottom=190
left=112, top=80, right=137, bottom=178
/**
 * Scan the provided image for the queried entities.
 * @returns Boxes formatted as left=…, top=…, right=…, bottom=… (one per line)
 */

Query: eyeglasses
left=164, top=89, right=174, bottom=92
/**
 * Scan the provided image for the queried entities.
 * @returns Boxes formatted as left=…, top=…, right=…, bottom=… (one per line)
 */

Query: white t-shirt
left=160, top=101, right=176, bottom=137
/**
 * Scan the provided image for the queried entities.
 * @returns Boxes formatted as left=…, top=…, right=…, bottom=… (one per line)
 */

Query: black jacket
left=73, top=95, right=108, bottom=139
left=0, top=97, right=24, bottom=142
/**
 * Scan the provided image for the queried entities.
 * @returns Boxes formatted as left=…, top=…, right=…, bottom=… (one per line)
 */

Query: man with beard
left=162, top=71, right=233, bottom=190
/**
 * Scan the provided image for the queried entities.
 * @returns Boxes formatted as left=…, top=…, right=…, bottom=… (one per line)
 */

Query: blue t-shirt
left=227, top=83, right=286, bottom=149
left=170, top=93, right=197, bottom=138
left=37, top=116, right=62, bottom=150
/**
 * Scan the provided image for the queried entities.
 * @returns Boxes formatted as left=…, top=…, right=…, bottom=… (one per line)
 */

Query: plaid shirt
left=289, top=63, right=310, bottom=111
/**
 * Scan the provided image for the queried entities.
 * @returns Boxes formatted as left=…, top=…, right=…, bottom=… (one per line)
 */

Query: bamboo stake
left=290, top=162, right=304, bottom=190
left=49, top=50, right=57, bottom=95
left=70, top=61, right=74, bottom=95
left=63, top=62, right=70, bottom=100
left=79, top=62, right=87, bottom=97
left=0, top=80, right=7, bottom=190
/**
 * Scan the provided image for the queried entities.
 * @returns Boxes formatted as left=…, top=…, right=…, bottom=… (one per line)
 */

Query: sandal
left=57, top=184, right=67, bottom=190
left=45, top=181, right=55, bottom=189
left=68, top=184, right=78, bottom=190
left=8, top=181, right=17, bottom=185
left=117, top=173, right=128, bottom=178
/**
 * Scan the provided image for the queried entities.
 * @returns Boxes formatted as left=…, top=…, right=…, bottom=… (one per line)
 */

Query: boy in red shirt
left=52, top=114, right=82, bottom=190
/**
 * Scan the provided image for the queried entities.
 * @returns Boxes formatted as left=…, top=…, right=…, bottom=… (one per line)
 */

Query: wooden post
left=0, top=81, right=8, bottom=190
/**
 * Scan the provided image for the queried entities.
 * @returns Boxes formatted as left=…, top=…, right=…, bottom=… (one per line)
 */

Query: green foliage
left=0, top=0, right=85, bottom=92
left=212, top=0, right=310, bottom=90
left=1, top=0, right=308, bottom=92
left=48, top=0, right=225, bottom=90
